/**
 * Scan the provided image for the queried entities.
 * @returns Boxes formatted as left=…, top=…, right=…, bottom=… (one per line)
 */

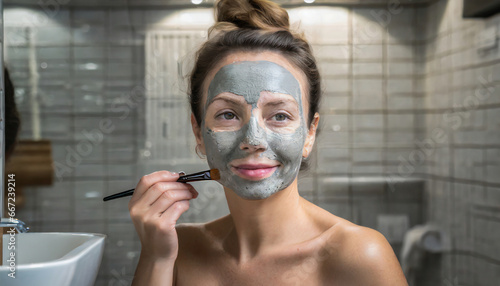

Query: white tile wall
left=6, top=1, right=500, bottom=284
left=419, top=0, right=500, bottom=285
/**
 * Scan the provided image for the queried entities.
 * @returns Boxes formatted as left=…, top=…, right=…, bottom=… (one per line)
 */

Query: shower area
left=3, top=0, right=500, bottom=285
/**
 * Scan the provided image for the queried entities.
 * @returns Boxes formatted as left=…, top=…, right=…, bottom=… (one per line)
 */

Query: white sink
left=0, top=232, right=106, bottom=286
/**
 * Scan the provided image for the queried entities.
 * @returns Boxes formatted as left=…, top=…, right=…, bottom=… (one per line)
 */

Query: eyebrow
left=262, top=99, right=298, bottom=108
left=207, top=95, right=246, bottom=107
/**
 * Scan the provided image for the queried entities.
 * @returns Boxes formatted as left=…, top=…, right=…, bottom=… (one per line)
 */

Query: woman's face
left=192, top=51, right=318, bottom=200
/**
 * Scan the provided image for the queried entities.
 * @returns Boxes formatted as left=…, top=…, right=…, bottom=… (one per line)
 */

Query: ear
left=191, top=113, right=206, bottom=155
left=302, top=112, right=320, bottom=158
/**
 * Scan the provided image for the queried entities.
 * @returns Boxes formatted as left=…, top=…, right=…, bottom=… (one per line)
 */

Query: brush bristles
left=210, top=169, right=220, bottom=180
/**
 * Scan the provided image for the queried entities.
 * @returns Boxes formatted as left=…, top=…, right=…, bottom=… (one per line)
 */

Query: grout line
left=450, top=249, right=500, bottom=266
left=447, top=19, right=457, bottom=276
left=382, top=9, right=388, bottom=179
left=68, top=8, right=77, bottom=230
left=411, top=173, right=500, bottom=188
left=347, top=7, right=355, bottom=222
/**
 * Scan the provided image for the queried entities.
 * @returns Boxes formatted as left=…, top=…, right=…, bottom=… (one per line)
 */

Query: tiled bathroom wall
left=417, top=0, right=500, bottom=285
left=4, top=0, right=499, bottom=284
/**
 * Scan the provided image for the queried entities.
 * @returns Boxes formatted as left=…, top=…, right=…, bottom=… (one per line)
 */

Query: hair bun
left=215, top=0, right=290, bottom=30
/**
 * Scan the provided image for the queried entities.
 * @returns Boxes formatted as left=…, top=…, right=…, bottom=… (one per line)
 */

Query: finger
left=147, top=190, right=194, bottom=217
left=140, top=182, right=198, bottom=206
left=185, top=183, right=199, bottom=198
left=131, top=171, right=179, bottom=203
left=138, top=182, right=192, bottom=207
left=160, top=199, right=191, bottom=222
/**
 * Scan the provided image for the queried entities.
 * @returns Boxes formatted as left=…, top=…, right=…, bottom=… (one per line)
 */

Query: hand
left=128, top=171, right=198, bottom=262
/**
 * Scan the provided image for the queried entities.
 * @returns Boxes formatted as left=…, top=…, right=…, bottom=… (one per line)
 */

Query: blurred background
left=2, top=0, right=500, bottom=285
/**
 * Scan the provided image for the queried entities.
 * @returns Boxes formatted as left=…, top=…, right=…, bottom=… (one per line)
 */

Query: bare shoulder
left=174, top=223, right=199, bottom=265
left=175, top=222, right=205, bottom=245
left=173, top=222, right=208, bottom=286
left=322, top=220, right=408, bottom=286
left=175, top=222, right=204, bottom=233
left=175, top=215, right=231, bottom=257
left=175, top=222, right=212, bottom=256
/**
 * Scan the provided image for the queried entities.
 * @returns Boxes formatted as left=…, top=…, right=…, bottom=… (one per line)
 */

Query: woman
left=129, top=0, right=408, bottom=285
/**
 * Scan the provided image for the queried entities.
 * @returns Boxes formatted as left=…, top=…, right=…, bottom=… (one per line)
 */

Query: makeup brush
left=103, top=169, right=220, bottom=201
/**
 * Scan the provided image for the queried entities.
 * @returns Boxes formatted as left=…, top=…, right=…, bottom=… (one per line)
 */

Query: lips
left=231, top=163, right=279, bottom=181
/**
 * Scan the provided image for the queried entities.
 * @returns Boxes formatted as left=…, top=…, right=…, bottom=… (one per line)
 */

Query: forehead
left=202, top=51, right=308, bottom=108
left=206, top=60, right=301, bottom=107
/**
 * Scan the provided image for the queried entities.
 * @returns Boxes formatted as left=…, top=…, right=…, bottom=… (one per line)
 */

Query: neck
left=222, top=177, right=313, bottom=264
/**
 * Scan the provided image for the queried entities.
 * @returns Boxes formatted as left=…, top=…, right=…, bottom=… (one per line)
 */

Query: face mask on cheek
left=201, top=61, right=307, bottom=200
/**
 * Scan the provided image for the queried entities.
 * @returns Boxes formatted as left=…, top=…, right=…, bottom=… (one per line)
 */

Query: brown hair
left=188, top=0, right=321, bottom=169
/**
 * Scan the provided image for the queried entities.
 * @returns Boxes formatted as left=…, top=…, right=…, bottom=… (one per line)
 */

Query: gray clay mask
left=201, top=60, right=307, bottom=200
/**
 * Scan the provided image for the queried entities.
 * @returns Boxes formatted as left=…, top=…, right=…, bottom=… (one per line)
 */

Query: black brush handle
left=103, top=188, right=135, bottom=201
left=102, top=170, right=211, bottom=201
left=176, top=170, right=211, bottom=182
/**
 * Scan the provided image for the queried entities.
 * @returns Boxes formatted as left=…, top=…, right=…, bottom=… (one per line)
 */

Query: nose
left=240, top=116, right=268, bottom=151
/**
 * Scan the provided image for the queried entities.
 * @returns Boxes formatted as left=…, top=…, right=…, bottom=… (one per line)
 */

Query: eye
left=273, top=113, right=290, bottom=121
left=223, top=112, right=236, bottom=120
left=217, top=111, right=237, bottom=120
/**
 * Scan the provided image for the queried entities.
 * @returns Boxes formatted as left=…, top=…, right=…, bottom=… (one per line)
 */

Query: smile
left=230, top=164, right=279, bottom=181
